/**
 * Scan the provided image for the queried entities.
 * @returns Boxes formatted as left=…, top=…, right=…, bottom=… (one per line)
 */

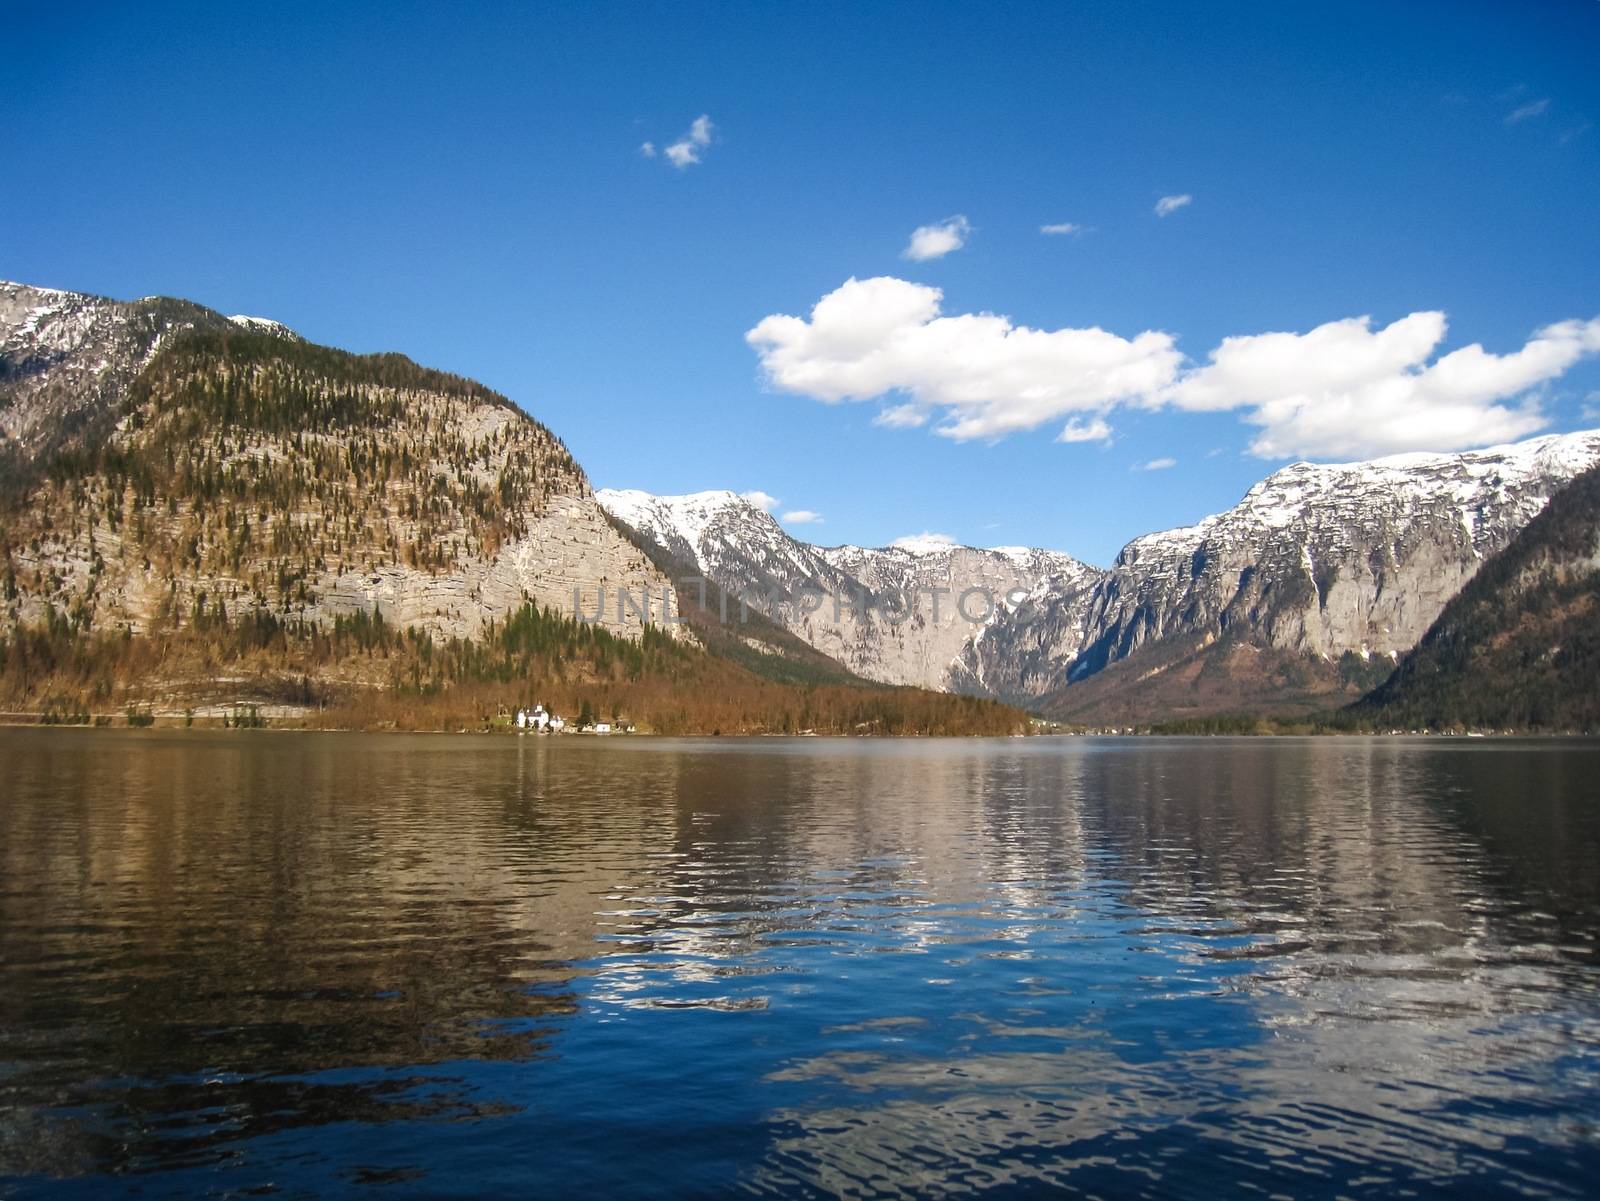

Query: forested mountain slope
left=1351, top=463, right=1600, bottom=731
left=0, top=281, right=1021, bottom=733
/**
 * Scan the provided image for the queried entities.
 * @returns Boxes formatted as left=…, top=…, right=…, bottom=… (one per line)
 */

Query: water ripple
left=0, top=731, right=1597, bottom=1197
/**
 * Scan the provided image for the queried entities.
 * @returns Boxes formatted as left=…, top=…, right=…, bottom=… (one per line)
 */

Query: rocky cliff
left=605, top=432, right=1600, bottom=716
left=597, top=489, right=1101, bottom=692
left=0, top=282, right=675, bottom=644
left=11, top=279, right=1599, bottom=724
left=1069, top=434, right=1600, bottom=680
left=1352, top=461, right=1600, bottom=731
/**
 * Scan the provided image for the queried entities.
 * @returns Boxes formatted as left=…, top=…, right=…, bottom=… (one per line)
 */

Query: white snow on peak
left=1114, top=428, right=1600, bottom=569
left=596, top=488, right=774, bottom=548
left=1237, top=430, right=1600, bottom=526
left=987, top=545, right=1035, bottom=562
left=888, top=533, right=959, bottom=555
left=598, top=488, right=753, bottom=520
left=1, top=280, right=69, bottom=298
left=228, top=314, right=295, bottom=336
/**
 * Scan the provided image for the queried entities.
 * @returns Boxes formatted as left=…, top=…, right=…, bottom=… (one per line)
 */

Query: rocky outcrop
left=10, top=279, right=1599, bottom=715
left=0, top=281, right=675, bottom=642
left=1353, top=460, right=1600, bottom=730
left=603, top=432, right=1600, bottom=707
left=1067, top=433, right=1600, bottom=682
left=597, top=489, right=1102, bottom=692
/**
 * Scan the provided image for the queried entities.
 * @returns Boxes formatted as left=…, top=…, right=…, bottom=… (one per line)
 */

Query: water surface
left=2, top=730, right=1598, bottom=1198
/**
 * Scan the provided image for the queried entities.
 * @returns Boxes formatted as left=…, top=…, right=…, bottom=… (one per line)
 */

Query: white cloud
left=781, top=509, right=823, bottom=525
left=1165, top=313, right=1600, bottom=459
left=902, top=216, right=972, bottom=262
left=873, top=403, right=928, bottom=429
left=1505, top=98, right=1550, bottom=125
left=1040, top=222, right=1085, bottom=236
left=639, top=141, right=656, bottom=157
left=1154, top=194, right=1192, bottom=217
left=1138, top=457, right=1177, bottom=471
left=740, top=490, right=780, bottom=513
left=1580, top=391, right=1600, bottom=421
left=746, top=276, right=1180, bottom=442
left=663, top=114, right=714, bottom=168
left=747, top=279, right=1600, bottom=460
left=1057, top=417, right=1112, bottom=443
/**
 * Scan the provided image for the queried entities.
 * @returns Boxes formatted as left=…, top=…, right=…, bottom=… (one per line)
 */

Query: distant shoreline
left=1, top=716, right=1591, bottom=740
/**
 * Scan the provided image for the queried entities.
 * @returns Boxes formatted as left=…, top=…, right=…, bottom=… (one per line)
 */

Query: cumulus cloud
left=1505, top=98, right=1550, bottom=125
left=902, top=216, right=971, bottom=262
left=1165, top=313, right=1600, bottom=459
left=746, top=278, right=1600, bottom=460
left=740, top=490, right=780, bottom=513
left=1154, top=194, right=1192, bottom=217
left=1138, top=457, right=1177, bottom=471
left=782, top=509, right=823, bottom=524
left=662, top=114, right=713, bottom=168
left=639, top=141, right=656, bottom=157
left=746, top=276, right=1180, bottom=442
left=1040, top=222, right=1085, bottom=236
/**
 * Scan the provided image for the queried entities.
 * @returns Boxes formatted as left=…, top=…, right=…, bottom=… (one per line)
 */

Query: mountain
left=11, top=278, right=1596, bottom=729
left=0, top=280, right=1026, bottom=734
left=3, top=283, right=244, bottom=485
left=1350, top=461, right=1600, bottom=731
left=596, top=489, right=1102, bottom=693
left=1039, top=432, right=1600, bottom=722
left=603, top=432, right=1600, bottom=722
left=0, top=281, right=673, bottom=647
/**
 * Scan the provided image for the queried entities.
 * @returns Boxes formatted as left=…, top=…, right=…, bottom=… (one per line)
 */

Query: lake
left=1, top=730, right=1597, bottom=1198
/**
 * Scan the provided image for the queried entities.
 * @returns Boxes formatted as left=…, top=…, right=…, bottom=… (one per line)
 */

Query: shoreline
left=1, top=716, right=1590, bottom=740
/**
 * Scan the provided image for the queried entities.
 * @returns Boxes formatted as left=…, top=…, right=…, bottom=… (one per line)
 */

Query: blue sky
left=5, top=0, right=1598, bottom=564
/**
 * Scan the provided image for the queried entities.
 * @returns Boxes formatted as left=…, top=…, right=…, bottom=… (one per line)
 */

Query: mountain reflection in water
left=1, top=730, right=1596, bottom=1198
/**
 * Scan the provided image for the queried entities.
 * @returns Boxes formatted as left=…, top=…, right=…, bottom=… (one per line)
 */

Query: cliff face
left=1068, top=435, right=1600, bottom=682
left=812, top=542, right=1103, bottom=698
left=11, top=279, right=1600, bottom=724
left=1352, top=462, right=1600, bottom=731
left=597, top=489, right=1101, bottom=692
left=0, top=283, right=675, bottom=644
left=1, top=283, right=247, bottom=479
left=604, top=432, right=1600, bottom=717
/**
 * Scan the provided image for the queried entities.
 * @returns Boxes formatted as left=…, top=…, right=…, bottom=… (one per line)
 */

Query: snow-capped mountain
left=1067, top=432, right=1600, bottom=683
left=2, top=283, right=233, bottom=470
left=11, top=278, right=1598, bottom=719
left=0, top=282, right=308, bottom=476
left=597, top=489, right=1103, bottom=691
left=603, top=430, right=1600, bottom=708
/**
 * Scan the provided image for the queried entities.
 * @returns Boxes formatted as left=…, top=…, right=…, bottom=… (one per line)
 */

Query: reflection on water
left=1, top=731, right=1597, bottom=1198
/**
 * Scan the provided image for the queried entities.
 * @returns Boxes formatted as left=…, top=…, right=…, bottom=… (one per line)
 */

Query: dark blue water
left=2, top=730, right=1598, bottom=1198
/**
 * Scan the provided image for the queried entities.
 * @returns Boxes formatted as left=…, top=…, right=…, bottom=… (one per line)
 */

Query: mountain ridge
left=603, top=429, right=1600, bottom=717
left=1350, top=460, right=1600, bottom=731
left=0, top=279, right=1026, bottom=734
left=10, top=277, right=1599, bottom=728
left=1, top=281, right=677, bottom=648
left=597, top=486, right=1103, bottom=693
